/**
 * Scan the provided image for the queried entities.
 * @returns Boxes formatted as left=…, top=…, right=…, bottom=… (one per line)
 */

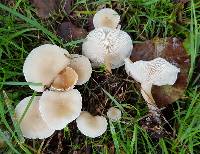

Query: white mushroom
left=23, top=44, right=70, bottom=92
left=39, top=89, right=82, bottom=130
left=93, top=8, right=120, bottom=29
left=82, top=27, right=132, bottom=71
left=76, top=111, right=107, bottom=138
left=125, top=57, right=180, bottom=112
left=15, top=96, right=55, bottom=139
left=69, top=54, right=92, bottom=85
left=107, top=107, right=121, bottom=121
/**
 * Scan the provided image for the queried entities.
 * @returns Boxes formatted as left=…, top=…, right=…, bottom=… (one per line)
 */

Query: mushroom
left=68, top=54, right=92, bottom=85
left=82, top=27, right=132, bottom=72
left=93, top=8, right=120, bottom=29
left=15, top=96, right=55, bottom=139
left=107, top=107, right=121, bottom=121
left=76, top=111, right=107, bottom=138
left=23, top=44, right=70, bottom=92
left=125, top=57, right=180, bottom=114
left=51, top=67, right=78, bottom=91
left=39, top=89, right=82, bottom=130
left=23, top=44, right=92, bottom=92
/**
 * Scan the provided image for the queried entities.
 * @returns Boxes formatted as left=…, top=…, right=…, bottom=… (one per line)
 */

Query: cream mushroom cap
left=125, top=57, right=180, bottom=86
left=76, top=111, right=108, bottom=138
left=15, top=96, right=55, bottom=139
left=82, top=27, right=133, bottom=69
left=69, top=54, right=92, bottom=85
left=39, top=89, right=82, bottom=130
left=23, top=44, right=70, bottom=92
left=93, top=8, right=120, bottom=29
left=125, top=57, right=180, bottom=111
left=50, top=67, right=78, bottom=91
left=107, top=107, right=121, bottom=121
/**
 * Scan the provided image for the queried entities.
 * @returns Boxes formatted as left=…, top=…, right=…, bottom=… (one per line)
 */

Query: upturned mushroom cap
left=68, top=54, right=92, bottom=85
left=76, top=111, right=108, bottom=138
left=125, top=57, right=180, bottom=111
left=23, top=44, right=70, bottom=92
left=125, top=57, right=180, bottom=86
left=15, top=96, right=55, bottom=139
left=107, top=107, right=121, bottom=121
left=82, top=27, right=132, bottom=69
left=39, top=89, right=82, bottom=130
left=93, top=8, right=120, bottom=29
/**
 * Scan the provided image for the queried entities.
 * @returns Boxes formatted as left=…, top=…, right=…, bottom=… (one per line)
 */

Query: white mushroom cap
left=125, top=57, right=180, bottom=86
left=23, top=44, right=70, bottom=92
left=39, top=89, right=82, bottom=130
left=93, top=8, right=120, bottom=29
left=15, top=96, right=55, bottom=139
left=107, top=107, right=121, bottom=121
left=82, top=27, right=132, bottom=69
left=69, top=54, right=92, bottom=85
left=76, top=111, right=108, bottom=138
left=125, top=57, right=180, bottom=111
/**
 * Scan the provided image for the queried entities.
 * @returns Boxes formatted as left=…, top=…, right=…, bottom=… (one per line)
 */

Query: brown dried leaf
left=57, top=22, right=87, bottom=41
left=130, top=37, right=190, bottom=107
left=30, top=0, right=61, bottom=18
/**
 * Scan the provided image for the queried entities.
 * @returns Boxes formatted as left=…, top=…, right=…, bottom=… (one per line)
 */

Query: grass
left=0, top=0, right=200, bottom=153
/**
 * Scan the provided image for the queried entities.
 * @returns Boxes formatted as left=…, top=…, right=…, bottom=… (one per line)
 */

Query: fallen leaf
left=57, top=22, right=87, bottom=41
left=30, top=0, right=61, bottom=18
left=130, top=37, right=190, bottom=107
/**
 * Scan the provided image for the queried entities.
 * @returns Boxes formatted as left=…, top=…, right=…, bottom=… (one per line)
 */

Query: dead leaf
left=130, top=37, right=190, bottom=107
left=30, top=0, right=61, bottom=18
left=57, top=22, right=87, bottom=41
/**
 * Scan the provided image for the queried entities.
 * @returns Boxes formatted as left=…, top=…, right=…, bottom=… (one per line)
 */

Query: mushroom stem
left=141, top=83, right=159, bottom=114
left=104, top=54, right=112, bottom=73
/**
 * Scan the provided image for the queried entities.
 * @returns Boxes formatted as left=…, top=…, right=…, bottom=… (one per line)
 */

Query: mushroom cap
left=15, top=96, right=55, bottom=139
left=23, top=44, right=70, bottom=92
left=82, top=27, right=133, bottom=69
left=93, top=8, right=120, bottom=29
left=69, top=54, right=92, bottom=85
left=51, top=67, right=78, bottom=91
left=125, top=57, right=180, bottom=86
left=76, top=111, right=107, bottom=138
left=107, top=107, right=121, bottom=121
left=39, top=89, right=82, bottom=130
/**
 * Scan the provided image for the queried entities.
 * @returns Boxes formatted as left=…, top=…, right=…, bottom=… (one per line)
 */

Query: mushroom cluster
left=15, top=44, right=93, bottom=139
left=82, top=8, right=133, bottom=72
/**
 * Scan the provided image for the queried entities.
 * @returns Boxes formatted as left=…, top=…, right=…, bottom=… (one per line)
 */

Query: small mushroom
left=125, top=57, right=180, bottom=113
left=76, top=111, right=107, bottom=138
left=15, top=96, right=55, bottom=139
left=82, top=27, right=132, bottom=72
left=93, top=8, right=120, bottom=29
left=23, top=44, right=70, bottom=92
left=39, top=89, right=82, bottom=130
left=51, top=67, right=78, bottom=91
left=68, top=54, right=92, bottom=85
left=107, top=107, right=121, bottom=121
